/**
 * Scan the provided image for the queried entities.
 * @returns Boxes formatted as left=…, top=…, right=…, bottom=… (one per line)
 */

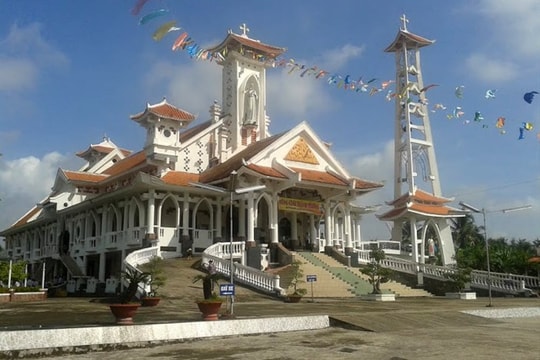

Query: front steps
left=295, top=252, right=433, bottom=298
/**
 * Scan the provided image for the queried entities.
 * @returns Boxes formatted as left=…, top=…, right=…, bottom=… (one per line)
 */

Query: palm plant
left=119, top=267, right=150, bottom=304
left=192, top=261, right=223, bottom=301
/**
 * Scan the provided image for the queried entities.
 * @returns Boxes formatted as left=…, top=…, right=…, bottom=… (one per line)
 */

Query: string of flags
left=131, top=0, right=540, bottom=142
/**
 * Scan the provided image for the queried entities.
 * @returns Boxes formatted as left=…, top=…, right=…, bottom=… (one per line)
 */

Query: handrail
left=202, top=242, right=285, bottom=296
left=123, top=246, right=159, bottom=297
left=356, top=251, right=539, bottom=295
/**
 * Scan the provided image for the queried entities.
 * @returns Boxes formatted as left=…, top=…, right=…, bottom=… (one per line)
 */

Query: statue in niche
left=243, top=86, right=258, bottom=126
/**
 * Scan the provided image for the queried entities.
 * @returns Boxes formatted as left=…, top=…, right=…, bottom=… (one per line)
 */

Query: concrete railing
left=123, top=246, right=159, bottom=296
left=202, top=242, right=285, bottom=296
left=357, top=252, right=539, bottom=295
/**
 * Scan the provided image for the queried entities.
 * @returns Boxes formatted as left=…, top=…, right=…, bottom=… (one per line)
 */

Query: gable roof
left=102, top=151, right=147, bottom=177
left=208, top=32, right=286, bottom=59
left=384, top=29, right=434, bottom=53
left=377, top=189, right=465, bottom=221
left=130, top=98, right=196, bottom=124
left=199, top=132, right=286, bottom=183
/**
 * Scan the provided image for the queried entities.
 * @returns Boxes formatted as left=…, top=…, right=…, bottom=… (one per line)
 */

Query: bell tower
left=380, top=15, right=464, bottom=266
left=207, top=24, right=285, bottom=158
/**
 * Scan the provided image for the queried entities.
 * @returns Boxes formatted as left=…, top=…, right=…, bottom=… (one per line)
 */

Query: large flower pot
left=141, top=297, right=161, bottom=307
left=196, top=301, right=222, bottom=321
left=286, top=295, right=303, bottom=303
left=109, top=303, right=140, bottom=325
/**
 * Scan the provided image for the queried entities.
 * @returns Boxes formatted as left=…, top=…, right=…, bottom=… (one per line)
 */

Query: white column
left=215, top=199, right=223, bottom=240
left=345, top=204, right=352, bottom=249
left=182, top=192, right=190, bottom=237
left=147, top=189, right=156, bottom=237
left=246, top=193, right=255, bottom=245
left=356, top=215, right=362, bottom=243
left=324, top=202, right=331, bottom=247
left=98, top=252, right=106, bottom=282
left=238, top=198, right=246, bottom=240
left=420, top=235, right=426, bottom=264
left=309, top=214, right=316, bottom=248
left=291, top=212, right=298, bottom=247
left=271, top=193, right=279, bottom=244
left=410, top=218, right=420, bottom=264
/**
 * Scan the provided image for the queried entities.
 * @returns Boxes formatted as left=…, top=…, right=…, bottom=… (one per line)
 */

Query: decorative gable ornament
left=285, top=138, right=319, bottom=165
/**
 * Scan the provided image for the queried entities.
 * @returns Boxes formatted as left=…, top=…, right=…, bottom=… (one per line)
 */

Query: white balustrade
left=202, top=242, right=285, bottom=295
left=123, top=246, right=159, bottom=296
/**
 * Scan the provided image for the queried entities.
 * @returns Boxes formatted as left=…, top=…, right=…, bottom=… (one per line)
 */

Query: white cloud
left=0, top=23, right=69, bottom=93
left=465, top=53, right=518, bottom=83
left=0, top=58, right=37, bottom=91
left=267, top=69, right=334, bottom=124
left=143, top=58, right=335, bottom=129
left=336, top=141, right=395, bottom=241
left=0, top=152, right=79, bottom=231
left=317, top=44, right=365, bottom=70
left=477, top=0, right=540, bottom=58
left=144, top=60, right=221, bottom=117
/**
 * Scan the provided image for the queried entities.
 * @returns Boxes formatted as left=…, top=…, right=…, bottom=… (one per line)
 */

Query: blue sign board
left=306, top=275, right=317, bottom=282
left=220, top=283, right=235, bottom=296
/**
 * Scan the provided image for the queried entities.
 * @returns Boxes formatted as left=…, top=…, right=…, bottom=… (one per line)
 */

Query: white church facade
left=0, top=27, right=382, bottom=286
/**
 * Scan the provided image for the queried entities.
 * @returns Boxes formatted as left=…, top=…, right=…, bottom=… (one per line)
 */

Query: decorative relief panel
left=285, top=138, right=319, bottom=165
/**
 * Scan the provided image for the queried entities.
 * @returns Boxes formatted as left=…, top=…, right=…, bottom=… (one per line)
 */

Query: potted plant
left=360, top=248, right=395, bottom=301
left=444, top=266, right=476, bottom=299
left=109, top=266, right=150, bottom=324
left=286, top=260, right=307, bottom=303
left=139, top=256, right=167, bottom=306
left=192, top=260, right=224, bottom=320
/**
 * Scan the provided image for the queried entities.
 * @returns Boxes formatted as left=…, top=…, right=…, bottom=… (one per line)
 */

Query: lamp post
left=191, top=176, right=265, bottom=315
left=459, top=201, right=531, bottom=307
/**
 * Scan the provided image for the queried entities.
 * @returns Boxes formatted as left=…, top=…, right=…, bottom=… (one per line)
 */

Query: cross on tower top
left=239, top=23, right=250, bottom=37
left=400, top=14, right=409, bottom=31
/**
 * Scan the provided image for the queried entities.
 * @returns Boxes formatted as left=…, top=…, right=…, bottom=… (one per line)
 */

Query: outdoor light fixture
left=190, top=174, right=266, bottom=315
left=459, top=201, right=532, bottom=307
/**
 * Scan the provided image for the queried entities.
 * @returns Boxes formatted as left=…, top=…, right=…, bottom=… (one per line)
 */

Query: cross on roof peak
left=239, top=23, right=250, bottom=37
left=400, top=14, right=409, bottom=31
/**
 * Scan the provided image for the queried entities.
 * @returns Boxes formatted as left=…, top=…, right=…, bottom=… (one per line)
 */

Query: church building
left=0, top=26, right=382, bottom=286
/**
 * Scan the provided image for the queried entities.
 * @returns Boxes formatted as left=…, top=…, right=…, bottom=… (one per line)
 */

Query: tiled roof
left=387, top=189, right=451, bottom=206
left=161, top=171, right=200, bottom=186
left=353, top=177, right=384, bottom=190
left=385, top=30, right=434, bottom=53
left=76, top=144, right=131, bottom=158
left=377, top=188, right=465, bottom=221
left=246, top=164, right=287, bottom=178
left=131, top=98, right=196, bottom=123
left=102, top=151, right=147, bottom=176
left=290, top=167, right=348, bottom=186
left=63, top=171, right=108, bottom=183
left=199, top=132, right=285, bottom=183
left=10, top=206, right=41, bottom=229
left=207, top=33, right=286, bottom=58
left=180, top=120, right=212, bottom=143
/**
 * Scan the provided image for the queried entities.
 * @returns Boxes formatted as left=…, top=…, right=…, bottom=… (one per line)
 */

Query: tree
left=287, top=260, right=307, bottom=297
left=360, top=248, right=393, bottom=294
left=0, top=260, right=27, bottom=285
left=451, top=214, right=482, bottom=249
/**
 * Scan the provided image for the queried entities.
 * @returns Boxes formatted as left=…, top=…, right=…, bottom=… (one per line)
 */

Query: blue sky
left=0, top=0, right=538, bottom=242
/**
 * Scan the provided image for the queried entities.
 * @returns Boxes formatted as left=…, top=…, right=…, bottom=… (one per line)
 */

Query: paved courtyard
left=2, top=295, right=540, bottom=359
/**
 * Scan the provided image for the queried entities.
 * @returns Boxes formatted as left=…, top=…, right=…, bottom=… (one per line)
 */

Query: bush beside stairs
left=293, top=252, right=433, bottom=298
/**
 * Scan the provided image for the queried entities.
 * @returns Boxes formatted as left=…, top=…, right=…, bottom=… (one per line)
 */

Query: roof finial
left=400, top=14, right=409, bottom=31
left=239, top=23, right=250, bottom=37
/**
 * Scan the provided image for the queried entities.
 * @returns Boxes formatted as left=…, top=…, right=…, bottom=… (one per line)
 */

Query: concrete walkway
left=2, top=295, right=540, bottom=358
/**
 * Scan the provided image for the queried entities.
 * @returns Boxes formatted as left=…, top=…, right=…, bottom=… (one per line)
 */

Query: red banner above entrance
left=278, top=197, right=323, bottom=216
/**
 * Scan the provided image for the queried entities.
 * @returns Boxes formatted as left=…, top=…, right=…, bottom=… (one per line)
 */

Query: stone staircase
left=296, top=252, right=433, bottom=298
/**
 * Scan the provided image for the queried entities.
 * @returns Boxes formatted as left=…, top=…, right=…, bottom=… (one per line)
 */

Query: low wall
left=0, top=315, right=330, bottom=357
left=0, top=291, right=47, bottom=303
